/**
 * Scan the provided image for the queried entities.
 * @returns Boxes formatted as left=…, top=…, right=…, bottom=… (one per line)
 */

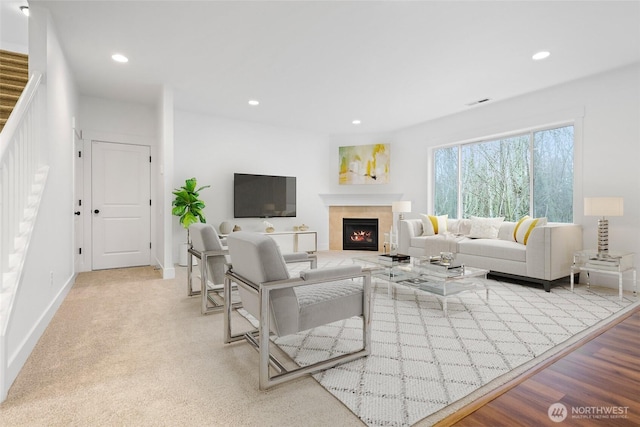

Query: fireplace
left=343, top=218, right=379, bottom=251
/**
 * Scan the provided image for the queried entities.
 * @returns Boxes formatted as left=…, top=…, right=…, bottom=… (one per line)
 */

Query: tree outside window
left=433, top=125, right=573, bottom=222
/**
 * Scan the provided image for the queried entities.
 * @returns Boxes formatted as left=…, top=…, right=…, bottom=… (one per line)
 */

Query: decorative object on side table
left=584, top=197, right=624, bottom=254
left=172, top=177, right=210, bottom=266
left=219, top=221, right=232, bottom=235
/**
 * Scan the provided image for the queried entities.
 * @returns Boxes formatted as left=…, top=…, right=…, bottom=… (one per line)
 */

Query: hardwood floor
left=437, top=304, right=640, bottom=426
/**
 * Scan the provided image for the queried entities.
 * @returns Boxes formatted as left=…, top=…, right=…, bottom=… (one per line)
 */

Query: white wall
left=0, top=1, right=28, bottom=54
left=79, top=96, right=157, bottom=137
left=77, top=96, right=158, bottom=272
left=173, top=111, right=331, bottom=254
left=331, top=63, right=640, bottom=292
left=3, top=6, right=78, bottom=400
left=157, top=87, right=175, bottom=279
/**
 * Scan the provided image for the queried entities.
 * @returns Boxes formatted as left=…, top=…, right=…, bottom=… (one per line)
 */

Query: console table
left=220, top=230, right=317, bottom=253
left=264, top=230, right=317, bottom=253
left=570, top=249, right=636, bottom=301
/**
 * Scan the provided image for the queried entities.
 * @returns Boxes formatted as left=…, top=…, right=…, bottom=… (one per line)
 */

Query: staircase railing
left=0, top=72, right=46, bottom=325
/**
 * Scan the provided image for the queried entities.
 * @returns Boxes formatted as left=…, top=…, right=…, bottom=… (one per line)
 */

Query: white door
left=92, top=141, right=151, bottom=270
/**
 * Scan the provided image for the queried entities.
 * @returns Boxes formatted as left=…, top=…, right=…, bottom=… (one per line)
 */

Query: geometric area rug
left=272, top=277, right=637, bottom=426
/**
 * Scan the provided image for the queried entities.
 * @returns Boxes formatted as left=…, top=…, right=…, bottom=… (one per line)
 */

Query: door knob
left=74, top=211, right=81, bottom=216
left=94, top=209, right=100, bottom=214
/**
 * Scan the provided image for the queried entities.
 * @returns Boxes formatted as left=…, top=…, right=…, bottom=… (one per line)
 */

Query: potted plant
left=172, top=177, right=210, bottom=265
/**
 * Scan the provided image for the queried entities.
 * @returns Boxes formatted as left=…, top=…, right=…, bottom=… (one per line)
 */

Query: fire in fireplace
left=343, top=218, right=379, bottom=251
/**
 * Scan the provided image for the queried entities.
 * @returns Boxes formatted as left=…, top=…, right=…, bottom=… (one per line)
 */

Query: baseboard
left=153, top=254, right=175, bottom=280
left=2, top=273, right=75, bottom=402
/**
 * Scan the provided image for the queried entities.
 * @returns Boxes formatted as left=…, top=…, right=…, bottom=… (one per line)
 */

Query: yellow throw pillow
left=514, top=216, right=547, bottom=244
left=420, top=214, right=448, bottom=236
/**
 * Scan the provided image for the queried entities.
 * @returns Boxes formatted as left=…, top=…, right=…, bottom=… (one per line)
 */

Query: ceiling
left=17, top=1, right=640, bottom=134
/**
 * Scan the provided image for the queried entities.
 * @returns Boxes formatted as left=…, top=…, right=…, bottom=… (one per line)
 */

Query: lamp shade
left=584, top=197, right=624, bottom=217
left=392, top=201, right=412, bottom=213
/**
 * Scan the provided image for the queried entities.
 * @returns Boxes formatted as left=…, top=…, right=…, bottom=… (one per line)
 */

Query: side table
left=570, top=250, right=637, bottom=301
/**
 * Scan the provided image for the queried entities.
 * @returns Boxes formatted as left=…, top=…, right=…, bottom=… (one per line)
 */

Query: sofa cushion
left=498, top=221, right=516, bottom=241
left=420, top=214, right=448, bottom=236
left=458, top=238, right=526, bottom=262
left=468, top=216, right=504, bottom=239
left=449, top=219, right=472, bottom=235
left=514, top=216, right=548, bottom=244
left=410, top=234, right=462, bottom=255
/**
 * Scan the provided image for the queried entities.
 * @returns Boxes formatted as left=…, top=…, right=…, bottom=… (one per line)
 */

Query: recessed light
left=19, top=6, right=29, bottom=16
left=111, top=54, right=129, bottom=63
left=248, top=100, right=260, bottom=106
left=532, top=51, right=550, bottom=61
left=352, top=120, right=361, bottom=125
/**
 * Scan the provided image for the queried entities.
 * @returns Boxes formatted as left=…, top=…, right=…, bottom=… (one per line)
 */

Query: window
left=433, top=125, right=574, bottom=222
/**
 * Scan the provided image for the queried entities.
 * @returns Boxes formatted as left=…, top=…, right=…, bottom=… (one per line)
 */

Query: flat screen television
left=234, top=173, right=297, bottom=218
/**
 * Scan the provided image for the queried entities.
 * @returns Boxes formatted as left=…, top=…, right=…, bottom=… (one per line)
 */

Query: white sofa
left=398, top=218, right=583, bottom=292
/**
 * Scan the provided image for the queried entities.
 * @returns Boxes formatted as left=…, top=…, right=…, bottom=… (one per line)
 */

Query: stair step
left=1, top=82, right=24, bottom=95
left=0, top=49, right=28, bottom=62
left=0, top=64, right=28, bottom=78
left=0, top=55, right=28, bottom=69
left=0, top=93, right=20, bottom=105
left=0, top=73, right=28, bottom=87
left=1, top=105, right=13, bottom=120
left=0, top=50, right=28, bottom=134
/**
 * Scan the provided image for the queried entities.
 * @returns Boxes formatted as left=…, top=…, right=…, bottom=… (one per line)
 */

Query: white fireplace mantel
left=319, top=193, right=404, bottom=206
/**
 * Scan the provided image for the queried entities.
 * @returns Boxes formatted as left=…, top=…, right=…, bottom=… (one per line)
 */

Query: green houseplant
left=172, top=177, right=210, bottom=245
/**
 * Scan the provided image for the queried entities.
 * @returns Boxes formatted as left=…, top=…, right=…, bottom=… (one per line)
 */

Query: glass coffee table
left=354, top=254, right=489, bottom=314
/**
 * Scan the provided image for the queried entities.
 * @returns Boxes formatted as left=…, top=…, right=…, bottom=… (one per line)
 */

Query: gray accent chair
left=188, top=224, right=319, bottom=315
left=188, top=223, right=231, bottom=314
left=224, top=231, right=372, bottom=390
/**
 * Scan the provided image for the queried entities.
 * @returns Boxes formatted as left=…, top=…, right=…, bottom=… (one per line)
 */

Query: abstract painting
left=339, top=143, right=390, bottom=185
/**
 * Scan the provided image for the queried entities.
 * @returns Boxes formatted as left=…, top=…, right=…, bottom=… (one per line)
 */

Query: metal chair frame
left=224, top=267, right=372, bottom=390
left=188, top=246, right=319, bottom=315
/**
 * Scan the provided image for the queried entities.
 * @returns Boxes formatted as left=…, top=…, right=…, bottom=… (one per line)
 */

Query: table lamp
left=584, top=197, right=623, bottom=254
left=391, top=201, right=412, bottom=254
left=392, top=201, right=412, bottom=220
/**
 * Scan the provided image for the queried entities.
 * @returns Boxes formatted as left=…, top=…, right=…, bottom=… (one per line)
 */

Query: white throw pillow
left=514, top=216, right=547, bottom=245
left=420, top=214, right=448, bottom=236
left=468, top=216, right=504, bottom=239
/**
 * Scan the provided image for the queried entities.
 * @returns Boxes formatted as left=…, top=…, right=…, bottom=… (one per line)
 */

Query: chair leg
left=224, top=276, right=234, bottom=344
left=187, top=245, right=195, bottom=296
left=224, top=276, right=252, bottom=344
left=201, top=253, right=209, bottom=314
left=258, top=274, right=372, bottom=390
left=224, top=271, right=372, bottom=390
left=362, top=274, right=372, bottom=355
left=259, top=286, right=271, bottom=390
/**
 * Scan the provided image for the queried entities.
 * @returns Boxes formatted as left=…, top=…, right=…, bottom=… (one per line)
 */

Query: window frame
left=431, top=122, right=576, bottom=222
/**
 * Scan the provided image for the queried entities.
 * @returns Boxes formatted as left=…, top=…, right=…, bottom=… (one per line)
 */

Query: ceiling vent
left=466, top=98, right=491, bottom=107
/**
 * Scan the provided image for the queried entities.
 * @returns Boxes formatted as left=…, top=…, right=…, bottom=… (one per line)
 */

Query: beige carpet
left=0, top=49, right=28, bottom=133
left=0, top=260, right=362, bottom=426
left=1, top=253, right=635, bottom=426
